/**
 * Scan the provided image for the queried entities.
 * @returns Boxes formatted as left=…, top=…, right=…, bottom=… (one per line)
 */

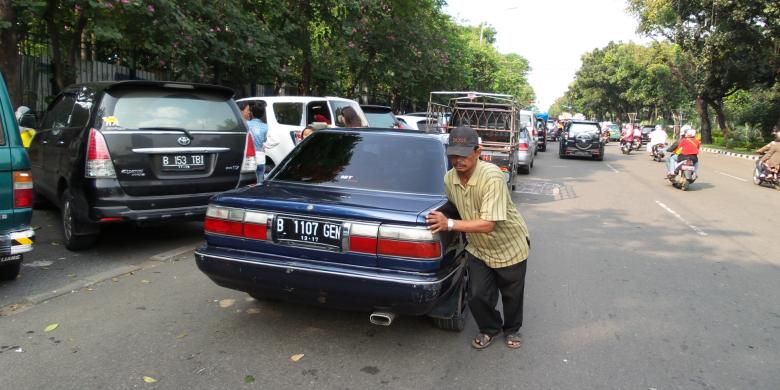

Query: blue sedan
left=195, top=129, right=469, bottom=331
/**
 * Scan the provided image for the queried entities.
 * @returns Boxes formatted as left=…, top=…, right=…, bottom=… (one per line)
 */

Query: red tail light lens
left=204, top=217, right=243, bottom=236
left=241, top=133, right=257, bottom=173
left=348, top=223, right=379, bottom=254
left=376, top=225, right=441, bottom=260
left=204, top=206, right=271, bottom=241
left=243, top=211, right=269, bottom=240
left=85, top=129, right=116, bottom=178
left=13, top=171, right=33, bottom=208
left=518, top=142, right=529, bottom=151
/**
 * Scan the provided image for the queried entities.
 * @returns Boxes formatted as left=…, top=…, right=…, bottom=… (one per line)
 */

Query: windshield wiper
left=138, top=126, right=194, bottom=140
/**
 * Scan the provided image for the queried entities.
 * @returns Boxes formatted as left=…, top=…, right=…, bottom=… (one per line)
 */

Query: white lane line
left=604, top=163, right=619, bottom=173
left=716, top=171, right=748, bottom=182
left=655, top=201, right=708, bottom=236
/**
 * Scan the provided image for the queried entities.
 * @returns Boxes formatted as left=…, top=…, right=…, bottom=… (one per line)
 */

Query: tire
left=61, top=190, right=99, bottom=251
left=753, top=168, right=762, bottom=185
left=680, top=178, right=688, bottom=191
left=518, top=165, right=530, bottom=174
left=0, top=262, right=21, bottom=281
left=594, top=154, right=604, bottom=161
left=431, top=274, right=469, bottom=332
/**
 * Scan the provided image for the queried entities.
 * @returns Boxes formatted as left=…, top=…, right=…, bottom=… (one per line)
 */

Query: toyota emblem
left=177, top=136, right=191, bottom=146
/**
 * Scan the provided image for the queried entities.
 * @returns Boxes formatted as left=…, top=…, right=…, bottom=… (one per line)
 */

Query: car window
left=107, top=90, right=239, bottom=130
left=568, top=123, right=601, bottom=136
left=332, top=101, right=365, bottom=127
left=41, top=94, right=76, bottom=129
left=363, top=112, right=396, bottom=128
left=274, top=102, right=304, bottom=126
left=70, top=88, right=95, bottom=128
left=306, top=101, right=331, bottom=125
left=273, top=132, right=446, bottom=195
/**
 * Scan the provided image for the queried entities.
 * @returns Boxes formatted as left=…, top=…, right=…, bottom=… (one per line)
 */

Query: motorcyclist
left=620, top=124, right=634, bottom=146
left=632, top=124, right=642, bottom=149
left=666, top=125, right=701, bottom=178
left=756, top=127, right=780, bottom=178
left=647, top=125, right=668, bottom=155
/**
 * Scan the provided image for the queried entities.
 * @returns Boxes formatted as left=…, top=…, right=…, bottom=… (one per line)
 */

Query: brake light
left=241, top=133, right=257, bottom=173
left=348, top=223, right=379, bottom=254
left=376, top=225, right=441, bottom=259
left=204, top=206, right=272, bottom=241
left=291, top=130, right=303, bottom=144
left=243, top=211, right=269, bottom=240
left=85, top=129, right=116, bottom=178
left=13, top=171, right=33, bottom=208
left=518, top=142, right=529, bottom=151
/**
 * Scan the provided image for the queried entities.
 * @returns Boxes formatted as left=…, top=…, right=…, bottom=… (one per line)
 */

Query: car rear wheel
left=431, top=273, right=469, bottom=332
left=0, top=262, right=21, bottom=281
left=61, top=190, right=99, bottom=251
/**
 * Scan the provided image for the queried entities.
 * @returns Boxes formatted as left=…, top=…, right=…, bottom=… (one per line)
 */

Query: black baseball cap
left=447, top=126, right=480, bottom=157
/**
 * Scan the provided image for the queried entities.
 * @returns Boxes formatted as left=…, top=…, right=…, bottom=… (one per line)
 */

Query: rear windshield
left=107, top=90, right=240, bottom=130
left=273, top=132, right=446, bottom=194
left=568, top=123, right=600, bottom=136
left=364, top=112, right=396, bottom=128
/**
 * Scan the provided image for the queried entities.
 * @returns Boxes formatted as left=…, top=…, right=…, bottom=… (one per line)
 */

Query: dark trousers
left=467, top=253, right=527, bottom=336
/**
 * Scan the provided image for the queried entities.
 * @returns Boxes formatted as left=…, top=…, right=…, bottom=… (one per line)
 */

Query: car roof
left=237, top=96, right=357, bottom=103
left=360, top=105, right=393, bottom=113
left=64, top=80, right=235, bottom=98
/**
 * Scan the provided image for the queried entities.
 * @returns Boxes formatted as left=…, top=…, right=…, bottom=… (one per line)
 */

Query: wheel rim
left=63, top=199, right=73, bottom=241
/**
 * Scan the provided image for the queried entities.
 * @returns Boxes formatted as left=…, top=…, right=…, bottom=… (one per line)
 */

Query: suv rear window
left=568, top=123, right=600, bottom=136
left=273, top=132, right=445, bottom=194
left=107, top=90, right=239, bottom=130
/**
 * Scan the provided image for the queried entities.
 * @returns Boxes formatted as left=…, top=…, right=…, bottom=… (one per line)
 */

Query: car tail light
left=241, top=133, right=257, bottom=173
left=376, top=225, right=441, bottom=260
left=204, top=206, right=245, bottom=237
left=348, top=223, right=379, bottom=254
left=13, top=171, right=33, bottom=208
left=518, top=142, right=529, bottom=151
left=85, top=129, right=116, bottom=178
left=243, top=211, right=270, bottom=240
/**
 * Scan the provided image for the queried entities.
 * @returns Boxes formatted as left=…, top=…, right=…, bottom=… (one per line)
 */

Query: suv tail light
left=241, top=133, right=257, bottom=173
left=518, top=142, right=529, bottom=151
left=85, top=129, right=116, bottom=178
left=376, top=225, right=441, bottom=259
left=13, top=171, right=33, bottom=208
left=291, top=130, right=303, bottom=144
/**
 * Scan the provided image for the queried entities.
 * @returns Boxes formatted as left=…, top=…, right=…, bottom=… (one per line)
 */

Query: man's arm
left=426, top=211, right=496, bottom=234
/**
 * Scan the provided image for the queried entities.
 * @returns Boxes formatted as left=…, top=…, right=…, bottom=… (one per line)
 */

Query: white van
left=236, top=96, right=368, bottom=170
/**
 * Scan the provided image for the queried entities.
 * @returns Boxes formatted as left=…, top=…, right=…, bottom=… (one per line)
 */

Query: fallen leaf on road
left=141, top=280, right=151, bottom=284
left=244, top=375, right=255, bottom=384
left=176, top=332, right=188, bottom=340
left=67, top=274, right=76, bottom=278
left=51, top=241, right=60, bottom=246
left=143, top=376, right=157, bottom=383
left=86, top=288, right=94, bottom=291
left=111, top=278, right=119, bottom=282
left=218, top=299, right=235, bottom=308
left=290, top=353, right=304, bottom=362
left=246, top=308, right=261, bottom=314
left=245, top=297, right=255, bottom=302
left=44, top=323, right=59, bottom=332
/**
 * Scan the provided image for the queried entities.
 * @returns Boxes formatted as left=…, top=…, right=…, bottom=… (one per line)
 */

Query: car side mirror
left=19, top=113, right=37, bottom=128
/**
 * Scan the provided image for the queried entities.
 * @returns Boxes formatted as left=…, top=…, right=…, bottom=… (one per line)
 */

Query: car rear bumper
left=92, top=203, right=208, bottom=222
left=562, top=147, right=603, bottom=157
left=0, top=227, right=35, bottom=261
left=195, top=246, right=464, bottom=316
left=517, top=151, right=533, bottom=166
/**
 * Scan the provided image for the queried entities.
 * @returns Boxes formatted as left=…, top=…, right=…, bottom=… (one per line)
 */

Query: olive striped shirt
left=444, top=161, right=530, bottom=268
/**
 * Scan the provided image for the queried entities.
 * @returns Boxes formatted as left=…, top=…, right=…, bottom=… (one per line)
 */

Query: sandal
left=471, top=333, right=495, bottom=350
left=505, top=332, right=522, bottom=349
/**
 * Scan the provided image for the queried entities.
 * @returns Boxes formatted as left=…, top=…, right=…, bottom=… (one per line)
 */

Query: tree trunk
left=695, top=95, right=713, bottom=144
left=0, top=0, right=20, bottom=103
left=709, top=98, right=730, bottom=140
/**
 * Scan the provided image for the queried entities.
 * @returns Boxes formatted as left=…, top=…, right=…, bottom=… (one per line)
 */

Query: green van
left=0, top=72, right=35, bottom=281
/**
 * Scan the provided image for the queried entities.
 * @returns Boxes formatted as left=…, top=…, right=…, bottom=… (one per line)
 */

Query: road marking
left=716, top=171, right=748, bottom=182
left=604, top=163, right=619, bottom=173
left=655, top=201, right=708, bottom=236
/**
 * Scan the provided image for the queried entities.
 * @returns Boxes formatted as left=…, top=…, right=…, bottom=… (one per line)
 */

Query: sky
left=444, top=0, right=650, bottom=111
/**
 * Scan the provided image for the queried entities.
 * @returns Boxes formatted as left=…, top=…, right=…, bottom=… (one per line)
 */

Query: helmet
left=684, top=128, right=696, bottom=137
left=655, top=125, right=662, bottom=132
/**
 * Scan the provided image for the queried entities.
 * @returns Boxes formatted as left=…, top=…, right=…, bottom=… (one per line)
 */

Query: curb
left=702, top=147, right=759, bottom=161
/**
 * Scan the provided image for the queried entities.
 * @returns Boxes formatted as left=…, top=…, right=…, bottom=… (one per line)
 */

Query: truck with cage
left=427, top=92, right=521, bottom=189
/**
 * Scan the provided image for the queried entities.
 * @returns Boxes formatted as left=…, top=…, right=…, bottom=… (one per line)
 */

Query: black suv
left=558, top=120, right=604, bottom=161
left=29, top=81, right=256, bottom=250
left=641, top=125, right=654, bottom=144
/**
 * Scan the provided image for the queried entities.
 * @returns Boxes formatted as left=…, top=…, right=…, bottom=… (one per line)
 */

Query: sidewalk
left=701, top=146, right=759, bottom=161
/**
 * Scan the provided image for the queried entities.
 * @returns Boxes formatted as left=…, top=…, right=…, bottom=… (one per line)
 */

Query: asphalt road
left=1, top=143, right=778, bottom=389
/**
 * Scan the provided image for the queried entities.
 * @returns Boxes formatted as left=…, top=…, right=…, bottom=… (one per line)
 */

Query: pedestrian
left=238, top=100, right=276, bottom=183
left=301, top=125, right=315, bottom=140
left=426, top=126, right=531, bottom=350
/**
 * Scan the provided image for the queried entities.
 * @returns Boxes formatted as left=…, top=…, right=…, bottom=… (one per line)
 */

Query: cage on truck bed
left=427, top=92, right=520, bottom=189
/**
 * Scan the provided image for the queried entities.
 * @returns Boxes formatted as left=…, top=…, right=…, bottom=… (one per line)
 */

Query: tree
left=0, top=0, right=20, bottom=103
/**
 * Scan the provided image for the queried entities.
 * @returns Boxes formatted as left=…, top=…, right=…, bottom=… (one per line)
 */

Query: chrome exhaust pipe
left=369, top=312, right=396, bottom=326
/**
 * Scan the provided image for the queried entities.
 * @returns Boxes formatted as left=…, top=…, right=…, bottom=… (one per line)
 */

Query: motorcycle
left=600, top=131, right=609, bottom=144
left=668, top=156, right=697, bottom=191
left=632, top=137, right=642, bottom=151
left=753, top=159, right=780, bottom=190
left=651, top=143, right=666, bottom=162
left=620, top=138, right=632, bottom=154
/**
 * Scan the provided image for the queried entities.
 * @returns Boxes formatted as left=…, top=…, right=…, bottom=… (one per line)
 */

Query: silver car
left=515, top=127, right=536, bottom=174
